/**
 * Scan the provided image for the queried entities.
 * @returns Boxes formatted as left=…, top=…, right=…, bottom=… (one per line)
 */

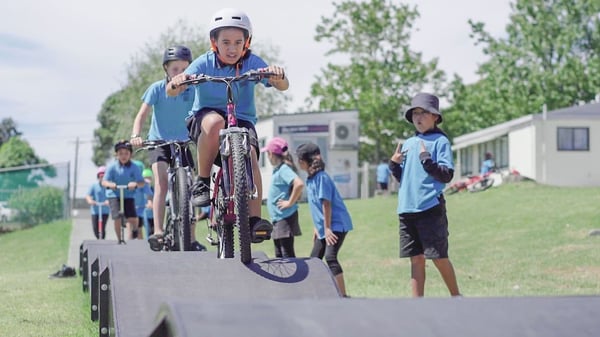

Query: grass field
left=1, top=180, right=599, bottom=336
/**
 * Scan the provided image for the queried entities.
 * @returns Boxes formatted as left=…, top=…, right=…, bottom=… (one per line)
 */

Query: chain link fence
left=0, top=162, right=70, bottom=231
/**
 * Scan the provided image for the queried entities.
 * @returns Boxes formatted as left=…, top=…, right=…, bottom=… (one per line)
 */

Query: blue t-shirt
left=87, top=182, right=109, bottom=215
left=134, top=184, right=154, bottom=217
left=267, top=163, right=299, bottom=222
left=142, top=79, right=193, bottom=141
left=103, top=161, right=144, bottom=199
left=480, top=159, right=495, bottom=175
left=397, top=132, right=453, bottom=214
left=184, top=51, right=270, bottom=125
left=305, top=170, right=353, bottom=239
left=376, top=163, right=390, bottom=184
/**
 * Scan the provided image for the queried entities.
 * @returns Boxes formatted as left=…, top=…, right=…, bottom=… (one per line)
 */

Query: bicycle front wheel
left=174, top=167, right=192, bottom=251
left=230, top=132, right=252, bottom=264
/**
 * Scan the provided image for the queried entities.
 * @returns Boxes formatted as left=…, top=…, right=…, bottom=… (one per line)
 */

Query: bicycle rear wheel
left=230, top=132, right=252, bottom=264
left=174, top=167, right=192, bottom=251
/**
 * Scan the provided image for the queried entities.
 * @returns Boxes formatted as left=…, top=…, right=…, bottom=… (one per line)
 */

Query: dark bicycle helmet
left=162, top=45, right=193, bottom=66
left=114, top=140, right=132, bottom=153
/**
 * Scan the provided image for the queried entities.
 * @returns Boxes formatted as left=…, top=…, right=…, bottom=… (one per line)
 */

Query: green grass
left=0, top=220, right=96, bottom=336
left=1, top=181, right=599, bottom=335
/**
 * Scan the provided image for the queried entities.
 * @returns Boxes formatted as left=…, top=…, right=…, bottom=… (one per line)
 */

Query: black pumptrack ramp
left=105, top=254, right=340, bottom=337
left=88, top=240, right=152, bottom=322
left=148, top=296, right=600, bottom=337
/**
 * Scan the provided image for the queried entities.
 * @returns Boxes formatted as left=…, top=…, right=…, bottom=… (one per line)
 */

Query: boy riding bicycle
left=130, top=45, right=206, bottom=251
left=167, top=8, right=289, bottom=243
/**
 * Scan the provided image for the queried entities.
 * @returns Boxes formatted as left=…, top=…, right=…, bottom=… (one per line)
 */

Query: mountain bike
left=137, top=140, right=196, bottom=251
left=175, top=70, right=275, bottom=264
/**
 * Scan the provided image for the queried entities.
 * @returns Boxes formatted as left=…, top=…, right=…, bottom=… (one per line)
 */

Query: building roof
left=453, top=101, right=600, bottom=150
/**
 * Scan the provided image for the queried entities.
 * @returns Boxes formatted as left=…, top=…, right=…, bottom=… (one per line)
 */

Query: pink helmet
left=97, top=166, right=106, bottom=177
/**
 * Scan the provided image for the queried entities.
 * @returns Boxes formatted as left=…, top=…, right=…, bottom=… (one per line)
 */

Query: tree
left=92, top=20, right=290, bottom=165
left=308, top=0, right=445, bottom=162
left=0, top=118, right=22, bottom=147
left=444, top=0, right=600, bottom=137
left=0, top=137, right=57, bottom=190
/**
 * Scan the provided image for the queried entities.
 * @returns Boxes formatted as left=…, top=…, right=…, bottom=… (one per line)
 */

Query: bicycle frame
left=138, top=140, right=196, bottom=251
left=179, top=70, right=274, bottom=263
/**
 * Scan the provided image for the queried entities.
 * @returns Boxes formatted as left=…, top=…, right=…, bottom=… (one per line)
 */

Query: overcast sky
left=1, top=0, right=511, bottom=197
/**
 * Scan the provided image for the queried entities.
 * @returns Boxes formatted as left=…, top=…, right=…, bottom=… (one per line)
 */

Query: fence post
left=360, top=161, right=369, bottom=199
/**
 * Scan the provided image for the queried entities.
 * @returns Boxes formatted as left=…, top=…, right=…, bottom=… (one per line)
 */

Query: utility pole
left=72, top=137, right=80, bottom=210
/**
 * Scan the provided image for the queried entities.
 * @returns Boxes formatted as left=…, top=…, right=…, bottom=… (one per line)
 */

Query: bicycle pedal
left=206, top=235, right=220, bottom=246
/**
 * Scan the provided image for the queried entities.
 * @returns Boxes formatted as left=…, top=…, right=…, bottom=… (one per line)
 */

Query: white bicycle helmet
left=209, top=8, right=253, bottom=40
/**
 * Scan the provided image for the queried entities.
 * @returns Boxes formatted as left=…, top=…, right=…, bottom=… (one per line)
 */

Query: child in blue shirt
left=376, top=159, right=391, bottom=195
left=389, top=92, right=460, bottom=297
left=130, top=45, right=206, bottom=251
left=296, top=142, right=353, bottom=297
left=133, top=164, right=153, bottom=240
left=85, top=166, right=110, bottom=239
left=102, top=141, right=145, bottom=242
left=262, top=137, right=304, bottom=258
left=167, top=8, right=289, bottom=244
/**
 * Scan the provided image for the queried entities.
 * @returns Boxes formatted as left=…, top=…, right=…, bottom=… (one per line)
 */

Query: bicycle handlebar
left=171, top=70, right=276, bottom=90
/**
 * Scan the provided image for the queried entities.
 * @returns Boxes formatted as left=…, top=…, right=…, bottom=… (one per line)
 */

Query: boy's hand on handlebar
left=263, top=65, right=286, bottom=83
left=170, top=73, right=193, bottom=90
left=127, top=182, right=137, bottom=190
left=130, top=136, right=143, bottom=147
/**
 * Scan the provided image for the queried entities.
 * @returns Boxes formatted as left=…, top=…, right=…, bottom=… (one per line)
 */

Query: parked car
left=0, top=202, right=17, bottom=223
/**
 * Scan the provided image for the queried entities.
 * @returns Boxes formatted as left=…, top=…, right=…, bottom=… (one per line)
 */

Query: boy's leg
left=410, top=255, right=426, bottom=297
left=191, top=112, right=223, bottom=207
left=248, top=145, right=272, bottom=243
left=123, top=199, right=138, bottom=240
left=432, top=258, right=461, bottom=296
left=280, top=236, right=296, bottom=258
left=152, top=161, right=169, bottom=236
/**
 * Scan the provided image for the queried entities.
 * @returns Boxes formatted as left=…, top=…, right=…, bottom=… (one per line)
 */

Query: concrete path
left=67, top=209, right=117, bottom=267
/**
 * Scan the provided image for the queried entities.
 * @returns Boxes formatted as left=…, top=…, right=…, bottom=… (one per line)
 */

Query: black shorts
left=108, top=198, right=137, bottom=219
left=186, top=108, right=260, bottom=165
left=398, top=202, right=449, bottom=259
left=147, top=144, right=194, bottom=168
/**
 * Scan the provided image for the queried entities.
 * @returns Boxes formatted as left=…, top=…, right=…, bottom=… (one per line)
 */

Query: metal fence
left=0, top=162, right=70, bottom=228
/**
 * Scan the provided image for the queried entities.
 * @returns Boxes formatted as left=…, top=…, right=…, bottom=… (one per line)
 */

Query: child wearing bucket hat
left=389, top=92, right=461, bottom=297
left=261, top=137, right=304, bottom=258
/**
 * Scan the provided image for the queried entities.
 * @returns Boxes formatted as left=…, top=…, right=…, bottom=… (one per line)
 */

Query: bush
left=8, top=186, right=64, bottom=226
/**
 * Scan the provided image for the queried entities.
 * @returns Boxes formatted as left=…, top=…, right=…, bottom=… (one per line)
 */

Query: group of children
left=84, top=7, right=461, bottom=298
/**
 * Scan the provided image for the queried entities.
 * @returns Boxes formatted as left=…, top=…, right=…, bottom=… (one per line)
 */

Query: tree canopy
left=308, top=0, right=445, bottom=162
left=443, top=0, right=600, bottom=138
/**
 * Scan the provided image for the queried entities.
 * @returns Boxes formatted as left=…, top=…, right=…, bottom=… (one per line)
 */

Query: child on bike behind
left=167, top=8, right=289, bottom=244
left=130, top=45, right=206, bottom=251
left=262, top=137, right=304, bottom=258
left=296, top=142, right=353, bottom=297
left=102, top=141, right=145, bottom=242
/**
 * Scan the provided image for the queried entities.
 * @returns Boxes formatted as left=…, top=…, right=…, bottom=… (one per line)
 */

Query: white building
left=256, top=110, right=360, bottom=199
left=452, top=102, right=600, bottom=187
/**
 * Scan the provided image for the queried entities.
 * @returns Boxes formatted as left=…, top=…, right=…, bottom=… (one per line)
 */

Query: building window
left=557, top=127, right=589, bottom=151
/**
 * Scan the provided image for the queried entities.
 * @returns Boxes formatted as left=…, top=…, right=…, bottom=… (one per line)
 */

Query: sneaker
left=148, top=233, right=164, bottom=252
left=191, top=179, right=210, bottom=207
left=250, top=217, right=273, bottom=243
left=191, top=240, right=207, bottom=252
